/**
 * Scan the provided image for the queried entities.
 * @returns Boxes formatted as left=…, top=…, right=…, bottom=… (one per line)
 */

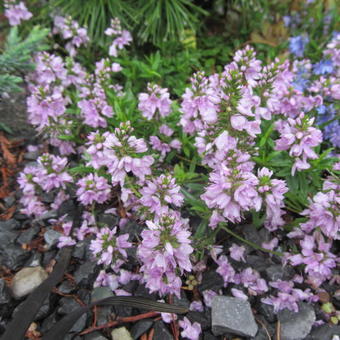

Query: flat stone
left=44, top=229, right=62, bottom=249
left=198, top=270, right=224, bottom=293
left=24, top=151, right=39, bottom=160
left=0, top=219, right=20, bottom=230
left=25, top=252, right=42, bottom=267
left=153, top=320, right=173, bottom=340
left=307, top=324, right=340, bottom=340
left=211, top=296, right=258, bottom=337
left=17, top=226, right=40, bottom=245
left=3, top=196, right=15, bottom=207
left=74, top=260, right=98, bottom=285
left=0, top=279, right=11, bottom=304
left=111, top=327, right=133, bottom=340
left=0, top=229, right=18, bottom=250
left=278, top=303, right=315, bottom=340
left=203, top=332, right=219, bottom=340
left=84, top=332, right=109, bottom=340
left=187, top=311, right=211, bottom=330
left=70, top=313, right=87, bottom=333
left=91, top=287, right=114, bottom=326
left=35, top=296, right=50, bottom=320
left=130, top=320, right=153, bottom=339
left=91, top=287, right=114, bottom=302
left=11, top=266, right=48, bottom=298
left=2, top=245, right=31, bottom=270
left=58, top=280, right=75, bottom=294
left=58, top=297, right=80, bottom=315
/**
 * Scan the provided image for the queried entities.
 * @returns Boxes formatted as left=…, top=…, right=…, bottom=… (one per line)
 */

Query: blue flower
left=316, top=104, right=336, bottom=124
left=289, top=35, right=309, bottom=58
left=313, top=60, right=333, bottom=75
left=324, top=120, right=340, bottom=148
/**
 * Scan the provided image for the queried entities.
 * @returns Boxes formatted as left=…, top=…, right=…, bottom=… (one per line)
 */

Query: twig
left=52, top=288, right=86, bottom=307
left=276, top=320, right=281, bottom=340
left=255, top=317, right=272, bottom=340
left=147, top=328, right=155, bottom=340
left=80, top=311, right=160, bottom=335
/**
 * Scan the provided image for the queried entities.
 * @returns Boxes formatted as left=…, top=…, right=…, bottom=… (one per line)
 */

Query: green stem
left=219, top=225, right=283, bottom=257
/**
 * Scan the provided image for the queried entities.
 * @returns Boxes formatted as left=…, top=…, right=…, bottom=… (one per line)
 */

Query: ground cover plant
left=1, top=0, right=340, bottom=339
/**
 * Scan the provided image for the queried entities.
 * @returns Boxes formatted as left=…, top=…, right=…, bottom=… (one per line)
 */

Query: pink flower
left=4, top=1, right=32, bottom=26
left=138, top=84, right=172, bottom=120
left=179, top=317, right=201, bottom=340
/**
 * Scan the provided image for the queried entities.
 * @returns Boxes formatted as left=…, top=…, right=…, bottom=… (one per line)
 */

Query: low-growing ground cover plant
left=1, top=0, right=340, bottom=338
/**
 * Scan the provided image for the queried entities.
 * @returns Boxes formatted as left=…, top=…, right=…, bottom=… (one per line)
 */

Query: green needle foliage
left=49, top=0, right=207, bottom=46
left=0, top=26, right=49, bottom=94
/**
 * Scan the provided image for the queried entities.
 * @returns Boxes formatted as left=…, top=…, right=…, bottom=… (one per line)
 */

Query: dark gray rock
left=35, top=296, right=50, bottom=320
left=84, top=332, right=109, bottom=340
left=258, top=302, right=277, bottom=323
left=25, top=252, right=42, bottom=267
left=187, top=311, right=211, bottom=330
left=3, top=196, right=15, bottom=207
left=40, top=311, right=57, bottom=333
left=153, top=320, right=173, bottom=340
left=0, top=245, right=30, bottom=270
left=70, top=313, right=87, bottom=333
left=278, top=303, right=315, bottom=340
left=16, top=225, right=40, bottom=245
left=203, top=332, right=219, bottom=339
left=35, top=210, right=58, bottom=221
left=173, top=291, right=190, bottom=310
left=0, top=229, right=18, bottom=249
left=198, top=270, right=224, bottom=293
left=130, top=320, right=153, bottom=339
left=0, top=279, right=11, bottom=304
left=74, top=260, right=98, bottom=285
left=24, top=151, right=39, bottom=161
left=307, top=324, right=340, bottom=340
left=58, top=297, right=80, bottom=315
left=58, top=280, right=75, bottom=294
left=40, top=192, right=55, bottom=204
left=97, top=214, right=118, bottom=227
left=91, top=287, right=114, bottom=302
left=211, top=296, right=258, bottom=337
left=44, top=229, right=62, bottom=249
left=0, top=219, right=20, bottom=230
left=265, top=265, right=285, bottom=281
left=57, top=200, right=75, bottom=218
left=73, top=241, right=88, bottom=259
left=134, top=284, right=157, bottom=300
left=42, top=250, right=57, bottom=267
left=246, top=255, right=272, bottom=273
left=91, top=287, right=115, bottom=326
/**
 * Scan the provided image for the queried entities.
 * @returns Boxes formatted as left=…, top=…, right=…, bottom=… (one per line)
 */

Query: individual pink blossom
left=138, top=84, right=172, bottom=120
left=179, top=317, right=201, bottom=340
left=229, top=244, right=246, bottom=262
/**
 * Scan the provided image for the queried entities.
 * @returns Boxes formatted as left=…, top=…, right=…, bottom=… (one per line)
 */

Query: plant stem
left=219, top=225, right=283, bottom=257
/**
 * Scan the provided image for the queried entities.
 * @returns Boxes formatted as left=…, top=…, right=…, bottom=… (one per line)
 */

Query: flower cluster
left=18, top=154, right=72, bottom=217
left=138, top=84, right=172, bottom=120
left=275, top=113, right=322, bottom=174
left=76, top=173, right=111, bottom=205
left=4, top=0, right=32, bottom=26
left=105, top=18, right=132, bottom=57
left=137, top=212, right=193, bottom=297
left=90, top=227, right=131, bottom=269
left=53, top=15, right=89, bottom=56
